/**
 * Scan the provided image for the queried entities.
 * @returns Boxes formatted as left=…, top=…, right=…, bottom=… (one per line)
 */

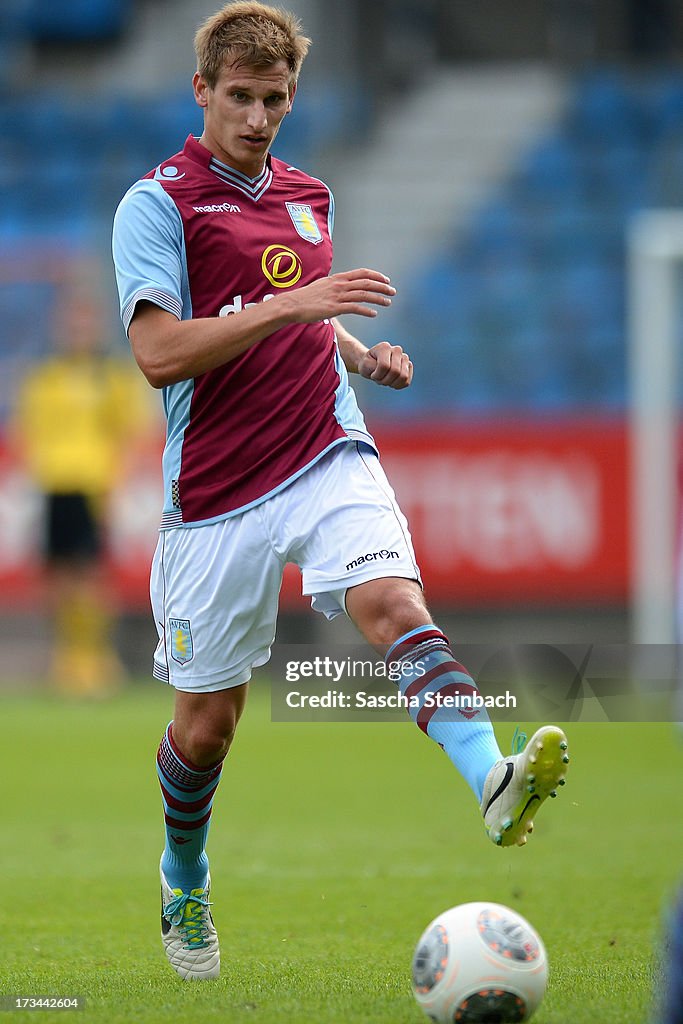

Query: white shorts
left=150, top=441, right=421, bottom=692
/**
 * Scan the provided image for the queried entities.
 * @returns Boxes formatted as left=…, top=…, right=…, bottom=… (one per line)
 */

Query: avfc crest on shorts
left=285, top=202, right=323, bottom=244
left=169, top=618, right=194, bottom=665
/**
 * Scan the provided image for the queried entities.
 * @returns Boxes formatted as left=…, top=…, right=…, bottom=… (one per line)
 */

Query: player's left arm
left=332, top=317, right=413, bottom=390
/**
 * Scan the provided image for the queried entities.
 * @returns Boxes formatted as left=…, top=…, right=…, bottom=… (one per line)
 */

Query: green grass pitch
left=1, top=683, right=680, bottom=1023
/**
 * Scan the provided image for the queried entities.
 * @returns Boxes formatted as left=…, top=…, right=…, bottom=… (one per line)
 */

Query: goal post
left=628, top=209, right=683, bottom=646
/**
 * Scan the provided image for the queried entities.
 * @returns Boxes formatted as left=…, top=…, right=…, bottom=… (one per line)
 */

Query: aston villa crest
left=285, top=202, right=323, bottom=244
left=169, top=618, right=194, bottom=665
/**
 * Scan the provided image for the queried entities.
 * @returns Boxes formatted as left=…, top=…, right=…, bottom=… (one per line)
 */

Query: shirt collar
left=182, top=135, right=274, bottom=201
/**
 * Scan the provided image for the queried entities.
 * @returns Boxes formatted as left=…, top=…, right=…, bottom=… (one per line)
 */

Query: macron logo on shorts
left=346, top=549, right=399, bottom=572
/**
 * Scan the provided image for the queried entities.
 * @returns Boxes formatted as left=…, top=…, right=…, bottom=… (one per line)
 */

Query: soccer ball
left=411, top=901, right=548, bottom=1023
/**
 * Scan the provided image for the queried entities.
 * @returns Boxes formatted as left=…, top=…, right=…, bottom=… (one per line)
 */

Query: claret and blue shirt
left=112, top=134, right=376, bottom=529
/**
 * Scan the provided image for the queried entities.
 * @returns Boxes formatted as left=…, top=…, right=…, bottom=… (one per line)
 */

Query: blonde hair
left=195, top=1, right=311, bottom=89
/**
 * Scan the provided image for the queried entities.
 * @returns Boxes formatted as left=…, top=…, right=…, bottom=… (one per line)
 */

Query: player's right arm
left=128, top=270, right=395, bottom=388
left=113, top=180, right=394, bottom=389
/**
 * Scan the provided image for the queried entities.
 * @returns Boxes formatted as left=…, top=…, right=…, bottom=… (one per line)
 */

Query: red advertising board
left=0, top=419, right=630, bottom=609
left=370, top=418, right=629, bottom=605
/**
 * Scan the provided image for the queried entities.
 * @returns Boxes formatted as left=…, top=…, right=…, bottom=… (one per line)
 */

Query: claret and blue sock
left=385, top=625, right=503, bottom=800
left=156, top=723, right=225, bottom=893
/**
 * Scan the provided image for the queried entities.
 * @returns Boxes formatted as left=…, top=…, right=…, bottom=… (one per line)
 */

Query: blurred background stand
left=0, top=0, right=682, bottom=687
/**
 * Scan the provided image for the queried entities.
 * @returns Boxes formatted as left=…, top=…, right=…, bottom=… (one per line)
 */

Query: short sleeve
left=112, top=179, right=186, bottom=335
left=327, top=187, right=335, bottom=238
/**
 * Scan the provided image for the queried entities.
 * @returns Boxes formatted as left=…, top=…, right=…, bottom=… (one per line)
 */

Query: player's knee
left=181, top=716, right=238, bottom=766
left=380, top=599, right=431, bottom=647
left=354, top=580, right=430, bottom=648
left=173, top=683, right=247, bottom=766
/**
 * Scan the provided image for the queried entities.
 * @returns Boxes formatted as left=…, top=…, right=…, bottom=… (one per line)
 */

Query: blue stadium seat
left=568, top=69, right=645, bottom=142
left=23, top=0, right=132, bottom=41
left=0, top=1, right=30, bottom=39
left=652, top=137, right=683, bottom=205
left=467, top=198, right=532, bottom=265
left=646, top=70, right=683, bottom=141
left=19, top=156, right=95, bottom=235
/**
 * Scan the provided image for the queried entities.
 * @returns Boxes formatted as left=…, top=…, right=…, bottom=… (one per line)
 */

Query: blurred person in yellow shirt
left=14, top=288, right=153, bottom=694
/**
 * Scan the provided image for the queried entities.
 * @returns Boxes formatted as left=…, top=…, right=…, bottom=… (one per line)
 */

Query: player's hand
left=358, top=341, right=413, bottom=390
left=286, top=269, right=396, bottom=322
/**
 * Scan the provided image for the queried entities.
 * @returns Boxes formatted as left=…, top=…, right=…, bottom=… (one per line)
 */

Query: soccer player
left=112, top=1, right=570, bottom=981
left=14, top=290, right=151, bottom=695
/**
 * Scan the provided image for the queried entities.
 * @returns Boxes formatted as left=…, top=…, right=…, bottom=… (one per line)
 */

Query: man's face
left=193, top=60, right=295, bottom=177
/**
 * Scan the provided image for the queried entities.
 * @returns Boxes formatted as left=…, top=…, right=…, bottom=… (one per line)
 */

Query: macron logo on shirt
left=192, top=202, right=241, bottom=215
